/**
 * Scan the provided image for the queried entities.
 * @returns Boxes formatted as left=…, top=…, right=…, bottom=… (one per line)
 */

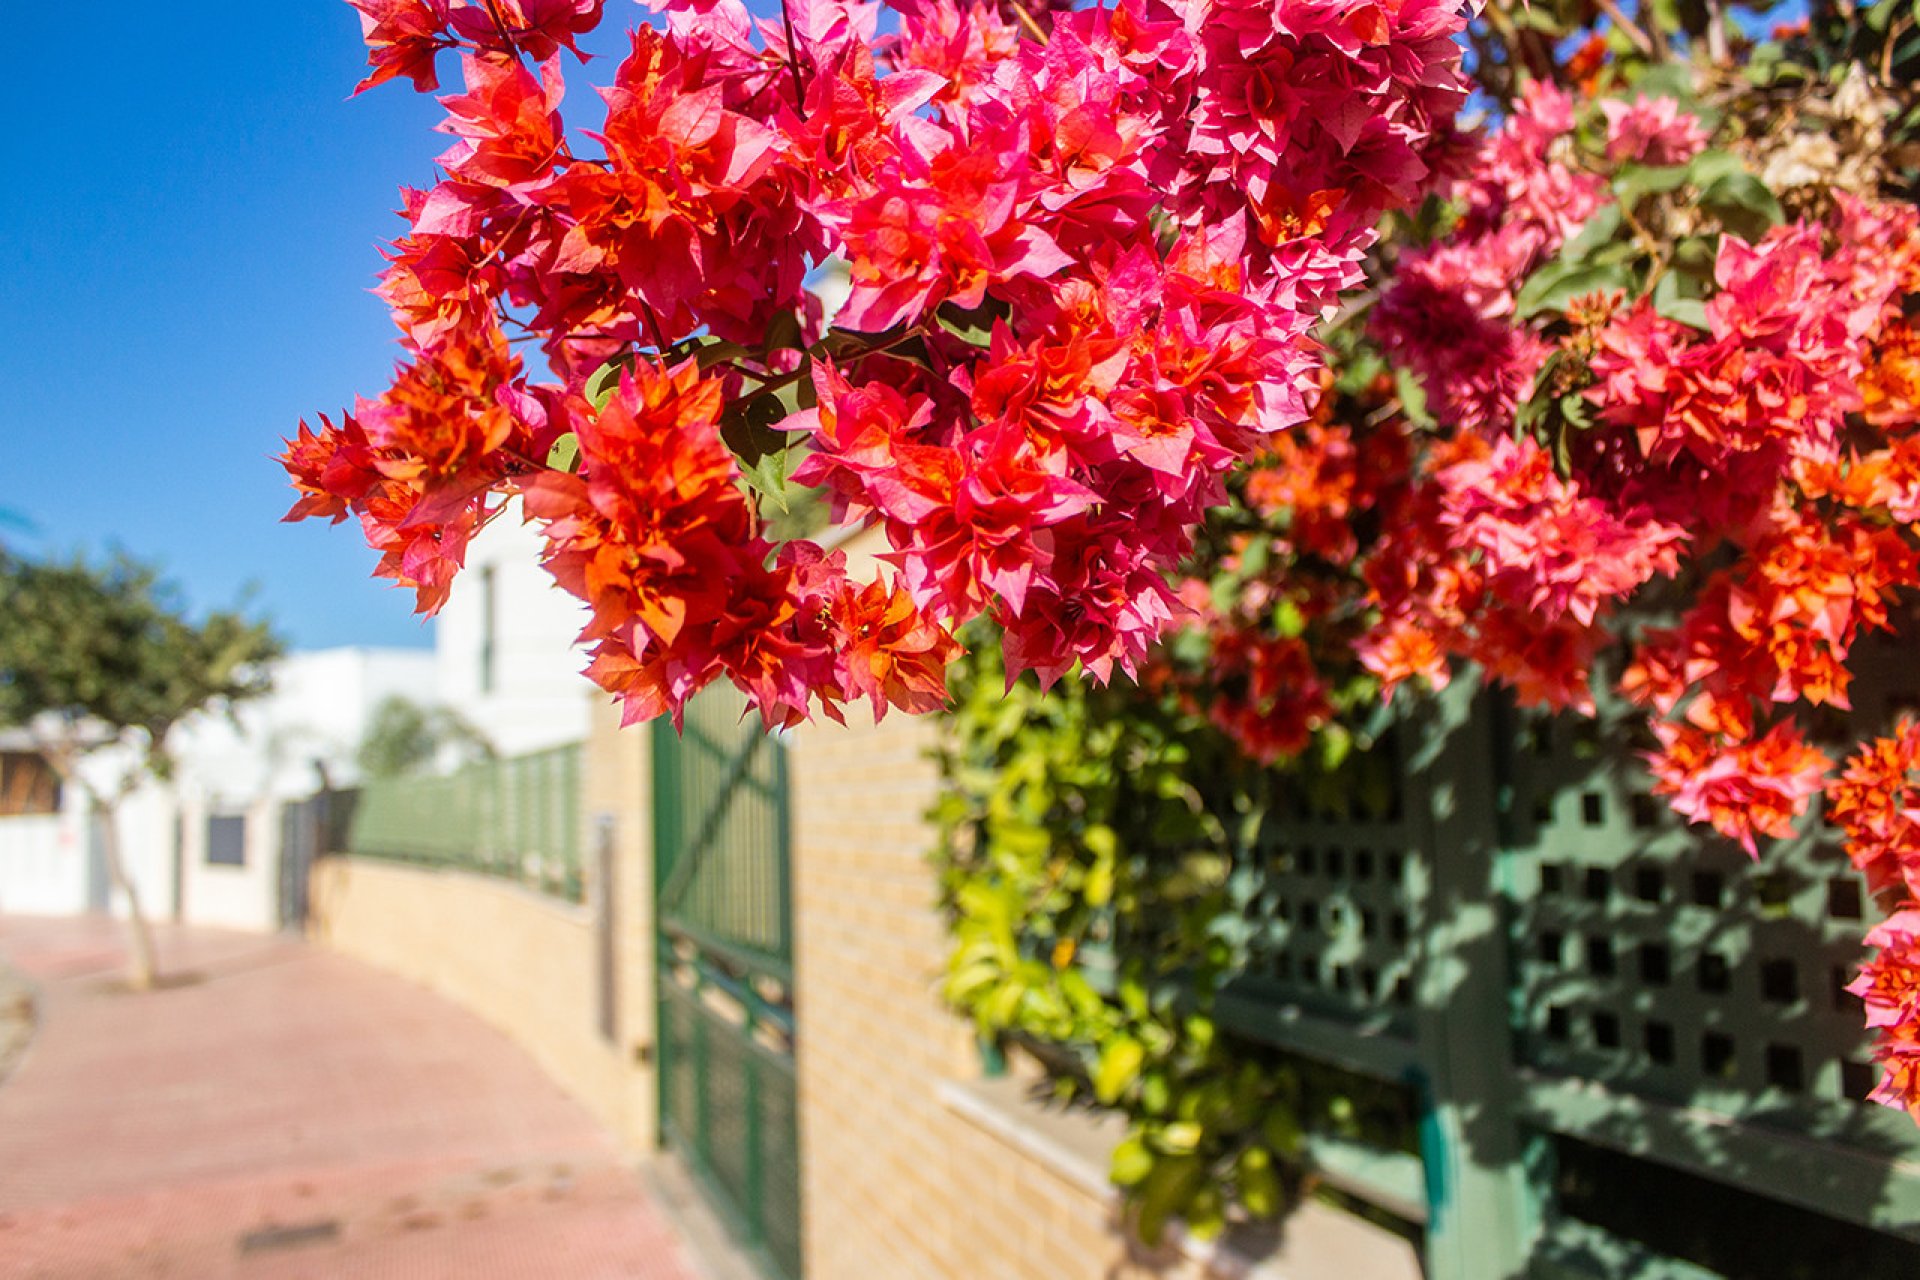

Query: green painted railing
left=346, top=744, right=584, bottom=903
left=1206, top=667, right=1920, bottom=1278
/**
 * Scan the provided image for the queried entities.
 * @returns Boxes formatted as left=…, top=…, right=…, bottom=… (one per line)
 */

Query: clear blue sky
left=0, top=2, right=621, bottom=651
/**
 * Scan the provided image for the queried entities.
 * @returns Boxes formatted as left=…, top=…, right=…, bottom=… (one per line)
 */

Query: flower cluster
left=287, top=0, right=1473, bottom=727
left=1168, top=59, right=1920, bottom=1118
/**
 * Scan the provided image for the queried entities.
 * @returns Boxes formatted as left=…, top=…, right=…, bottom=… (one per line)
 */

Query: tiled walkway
left=0, top=915, right=700, bottom=1280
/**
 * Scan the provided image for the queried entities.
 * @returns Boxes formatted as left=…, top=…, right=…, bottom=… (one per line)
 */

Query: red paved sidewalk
left=0, top=915, right=701, bottom=1280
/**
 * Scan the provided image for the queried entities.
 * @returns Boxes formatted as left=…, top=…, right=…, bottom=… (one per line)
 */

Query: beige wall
left=790, top=705, right=1223, bottom=1280
left=309, top=697, right=659, bottom=1151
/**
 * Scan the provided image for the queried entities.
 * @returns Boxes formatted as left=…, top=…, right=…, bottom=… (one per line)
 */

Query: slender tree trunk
left=92, top=790, right=159, bottom=992
left=38, top=739, right=162, bottom=991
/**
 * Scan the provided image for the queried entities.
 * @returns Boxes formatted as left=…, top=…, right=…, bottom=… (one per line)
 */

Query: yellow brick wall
left=580, top=697, right=664, bottom=1151
left=789, top=693, right=1205, bottom=1280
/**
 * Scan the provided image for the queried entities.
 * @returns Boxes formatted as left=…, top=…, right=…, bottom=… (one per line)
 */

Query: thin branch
left=1885, top=16, right=1912, bottom=83
left=1595, top=0, right=1658, bottom=57
left=1009, top=0, right=1051, bottom=44
left=1703, top=0, right=1732, bottom=65
left=481, top=0, right=521, bottom=54
left=778, top=0, right=810, bottom=118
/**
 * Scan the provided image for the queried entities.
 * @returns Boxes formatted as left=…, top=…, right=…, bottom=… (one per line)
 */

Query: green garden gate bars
left=652, top=684, right=801, bottom=1280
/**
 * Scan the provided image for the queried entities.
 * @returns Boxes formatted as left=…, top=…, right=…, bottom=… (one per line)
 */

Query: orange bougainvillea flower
left=1849, top=910, right=1920, bottom=1121
left=1649, top=720, right=1832, bottom=857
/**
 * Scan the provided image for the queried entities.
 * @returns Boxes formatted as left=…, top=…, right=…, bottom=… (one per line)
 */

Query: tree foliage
left=0, top=550, right=282, bottom=986
left=0, top=552, right=281, bottom=769
left=356, top=693, right=495, bottom=778
left=295, top=0, right=1920, bottom=1228
left=284, top=0, right=1476, bottom=730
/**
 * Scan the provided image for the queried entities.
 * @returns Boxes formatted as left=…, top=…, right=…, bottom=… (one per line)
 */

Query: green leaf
left=1154, top=1120, right=1204, bottom=1155
left=1094, top=1035, right=1146, bottom=1104
left=1393, top=366, right=1435, bottom=428
left=1699, top=172, right=1783, bottom=242
left=1262, top=1106, right=1305, bottom=1157
left=692, top=338, right=750, bottom=371
left=1513, top=261, right=1634, bottom=319
left=1237, top=1147, right=1283, bottom=1218
left=1111, top=1135, right=1155, bottom=1187
left=1652, top=274, right=1711, bottom=331
left=1612, top=163, right=1691, bottom=204
left=544, top=433, right=579, bottom=472
left=1685, top=149, right=1748, bottom=189
left=720, top=391, right=790, bottom=467
left=1629, top=49, right=1695, bottom=101
left=1560, top=206, right=1624, bottom=263
left=1134, top=1154, right=1201, bottom=1246
left=739, top=448, right=792, bottom=515
left=1184, top=1187, right=1226, bottom=1242
left=1318, top=722, right=1353, bottom=772
left=584, top=358, right=629, bottom=411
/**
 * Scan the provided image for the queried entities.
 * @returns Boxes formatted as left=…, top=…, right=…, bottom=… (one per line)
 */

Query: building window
left=0, top=752, right=61, bottom=817
left=206, top=814, right=247, bottom=867
left=479, top=565, right=497, bottom=695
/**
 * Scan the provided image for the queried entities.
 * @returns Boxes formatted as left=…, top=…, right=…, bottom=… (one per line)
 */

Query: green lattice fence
left=346, top=744, right=584, bottom=902
left=1208, top=676, right=1920, bottom=1280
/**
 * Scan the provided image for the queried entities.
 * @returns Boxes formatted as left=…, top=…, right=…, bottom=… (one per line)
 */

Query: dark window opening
left=1761, top=959, right=1800, bottom=1005
left=1698, top=952, right=1731, bottom=995
left=1552, top=1135, right=1920, bottom=1276
left=206, top=814, right=247, bottom=867
left=478, top=565, right=498, bottom=695
left=1766, top=1044, right=1805, bottom=1092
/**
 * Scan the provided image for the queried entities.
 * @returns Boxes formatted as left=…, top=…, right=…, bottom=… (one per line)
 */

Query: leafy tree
left=0, top=551, right=282, bottom=989
left=356, top=694, right=494, bottom=779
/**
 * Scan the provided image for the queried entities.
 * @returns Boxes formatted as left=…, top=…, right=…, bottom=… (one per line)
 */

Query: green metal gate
left=652, top=684, right=801, bottom=1280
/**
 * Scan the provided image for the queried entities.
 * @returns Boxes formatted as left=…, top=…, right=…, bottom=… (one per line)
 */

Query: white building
left=433, top=500, right=596, bottom=757
left=0, top=504, right=600, bottom=931
left=0, top=646, right=435, bottom=929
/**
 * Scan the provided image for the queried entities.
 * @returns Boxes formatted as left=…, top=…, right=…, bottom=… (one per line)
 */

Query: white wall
left=0, top=647, right=438, bottom=931
left=0, top=813, right=88, bottom=916
left=435, top=501, right=596, bottom=757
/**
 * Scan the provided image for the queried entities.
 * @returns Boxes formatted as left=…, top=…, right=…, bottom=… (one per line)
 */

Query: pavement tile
left=0, top=915, right=700, bottom=1280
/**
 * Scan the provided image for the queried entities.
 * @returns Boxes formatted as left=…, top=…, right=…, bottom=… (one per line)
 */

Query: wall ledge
left=321, top=854, right=591, bottom=926
left=937, top=1074, right=1424, bottom=1280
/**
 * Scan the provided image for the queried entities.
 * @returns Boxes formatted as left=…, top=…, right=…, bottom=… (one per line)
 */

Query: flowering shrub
left=933, top=1, right=1920, bottom=1242
left=291, top=0, right=1920, bottom=1217
left=1141, top=33, right=1920, bottom=1131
